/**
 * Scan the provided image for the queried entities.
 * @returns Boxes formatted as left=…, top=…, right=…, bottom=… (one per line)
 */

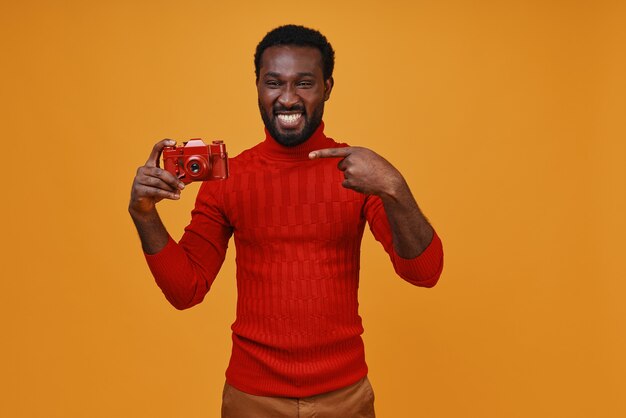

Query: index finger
left=146, top=138, right=176, bottom=167
left=309, top=147, right=353, bottom=159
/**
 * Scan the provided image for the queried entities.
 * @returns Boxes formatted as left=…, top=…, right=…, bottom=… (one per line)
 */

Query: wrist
left=379, top=175, right=408, bottom=203
left=128, top=204, right=158, bottom=224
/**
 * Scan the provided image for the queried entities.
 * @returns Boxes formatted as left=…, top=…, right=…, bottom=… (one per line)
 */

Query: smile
left=276, top=113, right=303, bottom=127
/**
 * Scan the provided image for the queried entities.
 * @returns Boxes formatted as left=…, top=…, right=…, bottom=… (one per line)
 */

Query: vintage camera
left=162, top=139, right=229, bottom=184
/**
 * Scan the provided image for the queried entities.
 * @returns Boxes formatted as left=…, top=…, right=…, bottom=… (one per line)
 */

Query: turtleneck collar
left=258, top=122, right=334, bottom=161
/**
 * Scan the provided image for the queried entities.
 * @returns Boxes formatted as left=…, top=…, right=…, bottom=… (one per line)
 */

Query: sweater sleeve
left=144, top=180, right=233, bottom=310
left=364, top=195, right=443, bottom=287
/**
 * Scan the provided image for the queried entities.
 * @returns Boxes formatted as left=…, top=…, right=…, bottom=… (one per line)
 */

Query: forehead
left=259, top=45, right=324, bottom=77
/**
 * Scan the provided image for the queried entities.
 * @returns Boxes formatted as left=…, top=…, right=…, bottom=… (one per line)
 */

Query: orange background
left=1, top=1, right=624, bottom=417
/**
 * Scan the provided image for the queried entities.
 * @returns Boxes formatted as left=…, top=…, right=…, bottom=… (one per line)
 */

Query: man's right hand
left=129, top=139, right=186, bottom=254
left=129, top=139, right=186, bottom=219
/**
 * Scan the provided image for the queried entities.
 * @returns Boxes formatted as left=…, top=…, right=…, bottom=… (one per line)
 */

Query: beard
left=258, top=99, right=324, bottom=147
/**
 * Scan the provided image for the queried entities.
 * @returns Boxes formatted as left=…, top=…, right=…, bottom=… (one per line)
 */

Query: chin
left=269, top=122, right=309, bottom=147
left=274, top=132, right=308, bottom=147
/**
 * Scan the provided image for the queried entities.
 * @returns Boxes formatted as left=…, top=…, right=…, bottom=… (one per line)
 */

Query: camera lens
left=185, top=156, right=209, bottom=179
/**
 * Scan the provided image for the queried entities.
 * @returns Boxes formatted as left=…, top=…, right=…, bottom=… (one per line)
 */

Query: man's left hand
left=309, top=147, right=404, bottom=197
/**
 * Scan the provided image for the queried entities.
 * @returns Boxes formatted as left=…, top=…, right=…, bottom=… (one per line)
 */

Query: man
left=129, top=25, right=443, bottom=418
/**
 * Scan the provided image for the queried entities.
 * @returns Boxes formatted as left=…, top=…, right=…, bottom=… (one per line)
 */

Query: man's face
left=257, top=45, right=333, bottom=147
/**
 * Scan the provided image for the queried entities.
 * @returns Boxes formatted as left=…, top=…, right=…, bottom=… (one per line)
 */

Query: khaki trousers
left=221, top=377, right=376, bottom=418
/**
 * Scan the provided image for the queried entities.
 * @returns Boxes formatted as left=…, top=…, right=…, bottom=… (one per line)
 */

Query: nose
left=277, top=85, right=299, bottom=108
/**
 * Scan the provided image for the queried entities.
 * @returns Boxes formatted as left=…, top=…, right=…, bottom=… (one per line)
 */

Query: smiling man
left=256, top=42, right=331, bottom=147
left=129, top=25, right=443, bottom=418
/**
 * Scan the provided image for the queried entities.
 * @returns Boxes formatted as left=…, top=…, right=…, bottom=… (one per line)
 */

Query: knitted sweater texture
left=145, top=123, right=444, bottom=397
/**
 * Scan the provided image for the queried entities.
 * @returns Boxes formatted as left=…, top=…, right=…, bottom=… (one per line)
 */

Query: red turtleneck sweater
left=144, top=123, right=443, bottom=397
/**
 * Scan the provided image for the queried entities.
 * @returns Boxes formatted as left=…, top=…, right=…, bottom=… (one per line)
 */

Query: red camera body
left=162, top=139, right=229, bottom=184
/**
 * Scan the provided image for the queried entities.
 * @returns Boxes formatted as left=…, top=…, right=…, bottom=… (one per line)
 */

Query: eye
left=297, top=80, right=313, bottom=88
left=265, top=80, right=281, bottom=88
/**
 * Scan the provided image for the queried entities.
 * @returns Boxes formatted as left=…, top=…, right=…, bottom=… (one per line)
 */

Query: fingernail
left=167, top=140, right=175, bottom=145
left=178, top=183, right=185, bottom=190
left=309, top=152, right=316, bottom=159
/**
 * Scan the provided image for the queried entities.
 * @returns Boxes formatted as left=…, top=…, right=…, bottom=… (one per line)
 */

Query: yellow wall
left=2, top=1, right=624, bottom=417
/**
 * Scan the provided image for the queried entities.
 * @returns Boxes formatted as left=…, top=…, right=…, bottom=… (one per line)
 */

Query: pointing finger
left=146, top=138, right=176, bottom=167
left=309, top=147, right=353, bottom=159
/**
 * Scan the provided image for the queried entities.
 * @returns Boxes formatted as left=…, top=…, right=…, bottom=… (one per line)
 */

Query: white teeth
left=277, top=113, right=302, bottom=125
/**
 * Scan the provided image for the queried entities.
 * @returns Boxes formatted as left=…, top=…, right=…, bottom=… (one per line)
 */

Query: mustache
left=273, top=104, right=305, bottom=113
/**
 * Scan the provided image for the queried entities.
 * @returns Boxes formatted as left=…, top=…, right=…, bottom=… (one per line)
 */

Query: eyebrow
left=263, top=71, right=316, bottom=78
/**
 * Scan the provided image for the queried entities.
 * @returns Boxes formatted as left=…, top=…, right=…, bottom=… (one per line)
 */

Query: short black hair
left=254, top=24, right=335, bottom=81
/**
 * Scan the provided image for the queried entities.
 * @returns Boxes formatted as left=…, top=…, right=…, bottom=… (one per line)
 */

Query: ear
left=324, top=77, right=334, bottom=101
